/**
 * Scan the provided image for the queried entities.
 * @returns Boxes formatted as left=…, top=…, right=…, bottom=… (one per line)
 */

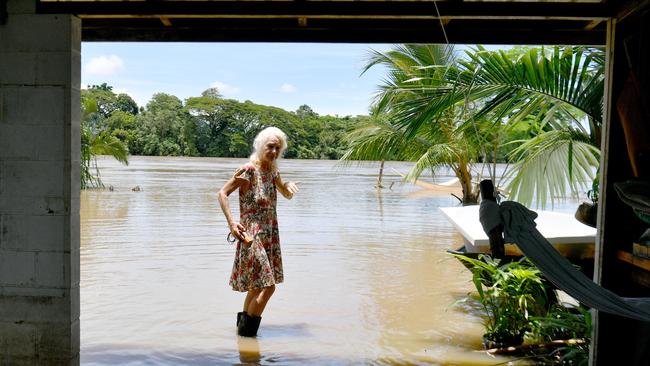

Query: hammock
left=485, top=200, right=650, bottom=322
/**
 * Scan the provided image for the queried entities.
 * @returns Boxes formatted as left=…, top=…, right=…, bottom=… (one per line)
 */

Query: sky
left=81, top=43, right=395, bottom=117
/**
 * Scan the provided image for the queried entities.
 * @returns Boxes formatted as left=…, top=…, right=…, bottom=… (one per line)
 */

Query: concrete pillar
left=0, top=0, right=80, bottom=364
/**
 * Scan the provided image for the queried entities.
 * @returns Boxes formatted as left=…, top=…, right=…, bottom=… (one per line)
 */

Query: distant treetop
left=201, top=87, right=223, bottom=99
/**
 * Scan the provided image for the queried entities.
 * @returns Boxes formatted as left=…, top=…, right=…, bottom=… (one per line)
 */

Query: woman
left=218, top=127, right=299, bottom=337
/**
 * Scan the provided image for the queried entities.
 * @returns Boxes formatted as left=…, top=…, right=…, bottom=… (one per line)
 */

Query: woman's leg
left=238, top=289, right=260, bottom=326
left=243, top=289, right=260, bottom=311
left=246, top=285, right=275, bottom=316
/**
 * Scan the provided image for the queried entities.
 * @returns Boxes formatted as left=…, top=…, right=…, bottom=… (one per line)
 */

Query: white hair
left=249, top=127, right=288, bottom=171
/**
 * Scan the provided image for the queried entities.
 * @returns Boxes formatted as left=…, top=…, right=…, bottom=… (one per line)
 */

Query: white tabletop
left=440, top=205, right=596, bottom=250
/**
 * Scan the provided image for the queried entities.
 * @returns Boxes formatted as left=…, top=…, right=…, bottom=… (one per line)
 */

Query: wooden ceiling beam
left=80, top=19, right=606, bottom=45
left=36, top=1, right=612, bottom=20
left=82, top=29, right=605, bottom=45
left=36, top=0, right=615, bottom=44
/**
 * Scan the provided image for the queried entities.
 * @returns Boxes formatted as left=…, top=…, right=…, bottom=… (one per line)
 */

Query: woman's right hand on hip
left=229, top=222, right=246, bottom=240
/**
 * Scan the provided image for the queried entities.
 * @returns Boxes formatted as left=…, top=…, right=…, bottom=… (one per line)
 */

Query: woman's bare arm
left=275, top=173, right=299, bottom=200
left=218, top=176, right=248, bottom=239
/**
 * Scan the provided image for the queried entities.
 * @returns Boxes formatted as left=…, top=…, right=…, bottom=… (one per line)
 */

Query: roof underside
left=33, top=0, right=645, bottom=44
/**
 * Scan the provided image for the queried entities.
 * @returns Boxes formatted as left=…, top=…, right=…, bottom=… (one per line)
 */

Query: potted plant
left=452, top=254, right=549, bottom=349
left=575, top=175, right=599, bottom=228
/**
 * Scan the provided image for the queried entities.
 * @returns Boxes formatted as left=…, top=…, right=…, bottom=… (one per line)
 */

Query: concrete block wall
left=0, top=0, right=81, bottom=364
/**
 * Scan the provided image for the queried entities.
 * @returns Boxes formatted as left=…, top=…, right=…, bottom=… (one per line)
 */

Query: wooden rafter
left=36, top=1, right=612, bottom=20
left=159, top=16, right=172, bottom=27
left=584, top=19, right=603, bottom=30
left=34, top=0, right=619, bottom=44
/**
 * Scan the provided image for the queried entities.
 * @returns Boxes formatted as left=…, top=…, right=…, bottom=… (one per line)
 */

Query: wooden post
left=590, top=18, right=615, bottom=366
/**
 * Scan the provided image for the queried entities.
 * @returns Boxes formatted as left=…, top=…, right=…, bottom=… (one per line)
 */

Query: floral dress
left=229, top=163, right=284, bottom=292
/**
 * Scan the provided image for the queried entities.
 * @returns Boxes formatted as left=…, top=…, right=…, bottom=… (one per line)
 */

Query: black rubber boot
left=237, top=313, right=250, bottom=336
left=247, top=315, right=261, bottom=337
left=237, top=313, right=262, bottom=337
left=237, top=311, right=247, bottom=327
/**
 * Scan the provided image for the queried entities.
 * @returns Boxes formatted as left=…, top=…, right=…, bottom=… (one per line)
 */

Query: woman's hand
left=285, top=181, right=300, bottom=196
left=275, top=173, right=299, bottom=200
left=229, top=222, right=247, bottom=240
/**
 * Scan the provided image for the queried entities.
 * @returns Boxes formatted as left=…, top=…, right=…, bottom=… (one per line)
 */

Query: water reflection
left=81, top=157, right=578, bottom=365
left=376, top=187, right=385, bottom=219
left=237, top=337, right=261, bottom=365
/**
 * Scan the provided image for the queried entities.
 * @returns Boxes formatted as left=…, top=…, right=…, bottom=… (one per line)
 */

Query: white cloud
left=85, top=55, right=124, bottom=76
left=209, top=81, right=241, bottom=95
left=280, top=83, right=297, bottom=93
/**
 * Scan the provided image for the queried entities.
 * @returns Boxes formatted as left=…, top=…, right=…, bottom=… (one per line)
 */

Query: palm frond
left=340, top=117, right=417, bottom=162
left=90, top=133, right=130, bottom=165
left=393, top=46, right=604, bottom=141
left=404, top=142, right=459, bottom=182
left=505, top=129, right=600, bottom=208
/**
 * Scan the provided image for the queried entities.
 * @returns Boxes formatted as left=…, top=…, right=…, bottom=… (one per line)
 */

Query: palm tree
left=352, top=45, right=604, bottom=208
left=454, top=46, right=604, bottom=207
left=81, top=96, right=129, bottom=189
left=342, top=44, right=498, bottom=204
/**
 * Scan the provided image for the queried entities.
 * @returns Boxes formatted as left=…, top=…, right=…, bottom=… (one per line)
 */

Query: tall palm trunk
left=457, top=163, right=478, bottom=205
left=376, top=160, right=385, bottom=188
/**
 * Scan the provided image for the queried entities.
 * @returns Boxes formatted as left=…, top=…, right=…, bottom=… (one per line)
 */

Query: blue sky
left=81, top=43, right=396, bottom=116
left=81, top=43, right=512, bottom=117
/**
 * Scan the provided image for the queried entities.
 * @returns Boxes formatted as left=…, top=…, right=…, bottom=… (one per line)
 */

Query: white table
left=440, top=205, right=597, bottom=258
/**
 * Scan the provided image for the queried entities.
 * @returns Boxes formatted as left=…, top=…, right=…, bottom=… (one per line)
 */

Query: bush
left=454, top=255, right=548, bottom=346
left=452, top=253, right=591, bottom=363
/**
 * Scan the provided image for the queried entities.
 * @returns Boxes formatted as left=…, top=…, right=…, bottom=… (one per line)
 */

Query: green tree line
left=82, top=84, right=364, bottom=160
left=81, top=84, right=369, bottom=187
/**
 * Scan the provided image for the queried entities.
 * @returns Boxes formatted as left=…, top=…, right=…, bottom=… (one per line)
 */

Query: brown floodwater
left=80, top=156, right=578, bottom=365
